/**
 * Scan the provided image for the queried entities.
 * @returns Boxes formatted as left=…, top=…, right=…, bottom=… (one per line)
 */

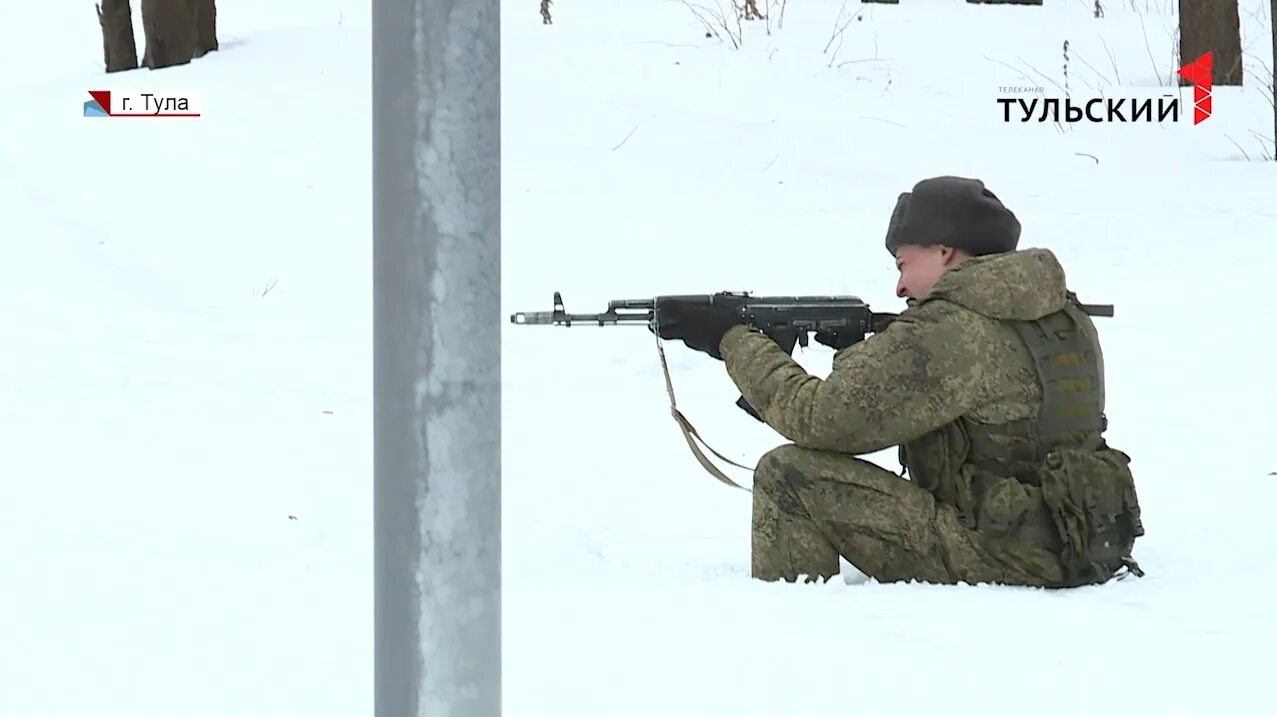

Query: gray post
left=373, top=0, right=500, bottom=714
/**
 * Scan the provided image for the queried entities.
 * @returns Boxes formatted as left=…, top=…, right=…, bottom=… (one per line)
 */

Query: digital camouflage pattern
left=719, top=247, right=1143, bottom=587
left=749, top=445, right=1065, bottom=586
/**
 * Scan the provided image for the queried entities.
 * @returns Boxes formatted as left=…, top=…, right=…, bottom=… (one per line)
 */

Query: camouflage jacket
left=720, top=247, right=1143, bottom=583
left=719, top=247, right=1073, bottom=459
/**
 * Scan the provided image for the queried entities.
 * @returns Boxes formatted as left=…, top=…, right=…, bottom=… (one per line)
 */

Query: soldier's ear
left=940, top=245, right=968, bottom=266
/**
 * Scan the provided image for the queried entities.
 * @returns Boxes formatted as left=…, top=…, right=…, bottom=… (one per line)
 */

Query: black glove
left=813, top=328, right=862, bottom=351
left=814, top=312, right=899, bottom=351
left=735, top=396, right=765, bottom=422
left=651, top=301, right=743, bottom=360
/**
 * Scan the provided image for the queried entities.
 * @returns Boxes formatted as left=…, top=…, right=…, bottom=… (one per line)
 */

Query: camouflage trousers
left=751, top=444, right=1066, bottom=587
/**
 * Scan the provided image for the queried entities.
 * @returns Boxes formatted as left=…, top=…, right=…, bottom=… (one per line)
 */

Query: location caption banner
left=85, top=90, right=202, bottom=117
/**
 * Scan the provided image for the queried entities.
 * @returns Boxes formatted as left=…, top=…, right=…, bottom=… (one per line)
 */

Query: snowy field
left=3, top=0, right=1276, bottom=714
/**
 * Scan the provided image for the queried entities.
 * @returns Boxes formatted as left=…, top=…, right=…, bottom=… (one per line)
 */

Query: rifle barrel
left=508, top=310, right=652, bottom=326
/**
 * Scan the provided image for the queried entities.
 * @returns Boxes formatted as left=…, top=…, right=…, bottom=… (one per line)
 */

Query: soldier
left=654, top=176, right=1145, bottom=588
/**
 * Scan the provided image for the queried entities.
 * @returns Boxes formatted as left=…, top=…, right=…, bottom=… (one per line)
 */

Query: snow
left=2, top=0, right=1275, bottom=714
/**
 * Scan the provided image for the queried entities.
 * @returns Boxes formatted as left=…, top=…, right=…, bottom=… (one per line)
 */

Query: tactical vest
left=900, top=292, right=1145, bottom=587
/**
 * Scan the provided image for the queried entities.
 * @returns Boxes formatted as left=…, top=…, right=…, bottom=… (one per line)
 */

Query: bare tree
left=190, top=0, right=218, bottom=56
left=141, top=0, right=198, bottom=69
left=96, top=0, right=139, bottom=72
left=966, top=1, right=1044, bottom=5
left=1178, top=0, right=1242, bottom=85
left=1271, top=0, right=1276, bottom=157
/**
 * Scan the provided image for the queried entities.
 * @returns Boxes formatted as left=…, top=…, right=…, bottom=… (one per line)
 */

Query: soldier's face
left=894, top=244, right=960, bottom=300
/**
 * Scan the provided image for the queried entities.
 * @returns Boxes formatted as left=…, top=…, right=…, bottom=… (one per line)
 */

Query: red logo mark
left=1176, top=51, right=1213, bottom=125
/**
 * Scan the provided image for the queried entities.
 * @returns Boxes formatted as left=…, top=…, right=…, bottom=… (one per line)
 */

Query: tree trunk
left=190, top=0, right=218, bottom=57
left=141, top=0, right=198, bottom=69
left=96, top=0, right=139, bottom=73
left=1178, top=0, right=1242, bottom=86
left=1270, top=0, right=1276, bottom=159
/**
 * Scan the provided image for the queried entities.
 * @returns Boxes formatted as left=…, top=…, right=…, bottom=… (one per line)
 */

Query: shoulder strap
left=1010, top=297, right=1107, bottom=459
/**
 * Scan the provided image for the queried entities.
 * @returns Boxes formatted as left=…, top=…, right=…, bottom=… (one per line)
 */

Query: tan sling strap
left=653, top=332, right=755, bottom=492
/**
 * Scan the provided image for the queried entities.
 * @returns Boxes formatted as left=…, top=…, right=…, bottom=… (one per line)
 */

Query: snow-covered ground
left=3, top=0, right=1276, bottom=714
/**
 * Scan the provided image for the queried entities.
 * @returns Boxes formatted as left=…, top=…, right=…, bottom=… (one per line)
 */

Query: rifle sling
left=655, top=336, right=754, bottom=491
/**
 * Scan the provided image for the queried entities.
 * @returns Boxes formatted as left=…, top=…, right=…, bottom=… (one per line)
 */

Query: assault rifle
left=510, top=291, right=899, bottom=490
left=509, top=290, right=897, bottom=345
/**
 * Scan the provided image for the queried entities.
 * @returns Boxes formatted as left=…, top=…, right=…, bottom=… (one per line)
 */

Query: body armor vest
left=900, top=292, right=1144, bottom=587
left=963, top=294, right=1107, bottom=482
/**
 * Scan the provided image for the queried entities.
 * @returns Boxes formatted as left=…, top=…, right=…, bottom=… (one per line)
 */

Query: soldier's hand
left=815, top=312, right=899, bottom=350
left=813, top=329, right=859, bottom=351
left=651, top=301, right=742, bottom=360
left=735, top=396, right=765, bottom=423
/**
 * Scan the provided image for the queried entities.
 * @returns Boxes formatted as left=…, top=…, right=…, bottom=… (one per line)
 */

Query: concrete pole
left=373, top=0, right=500, bottom=714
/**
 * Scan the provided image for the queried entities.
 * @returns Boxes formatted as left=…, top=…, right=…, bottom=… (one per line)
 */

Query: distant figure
left=656, top=176, right=1145, bottom=588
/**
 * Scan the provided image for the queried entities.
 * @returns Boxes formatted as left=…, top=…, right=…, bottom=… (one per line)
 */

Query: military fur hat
left=884, top=176, right=1021, bottom=257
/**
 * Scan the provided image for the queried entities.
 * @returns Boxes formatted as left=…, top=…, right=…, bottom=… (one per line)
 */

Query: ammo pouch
left=1037, top=446, right=1145, bottom=586
left=967, top=467, right=1054, bottom=546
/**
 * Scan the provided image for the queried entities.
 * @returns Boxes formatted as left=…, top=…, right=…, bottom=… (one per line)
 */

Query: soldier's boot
left=750, top=444, right=1060, bottom=587
left=751, top=478, right=840, bottom=582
